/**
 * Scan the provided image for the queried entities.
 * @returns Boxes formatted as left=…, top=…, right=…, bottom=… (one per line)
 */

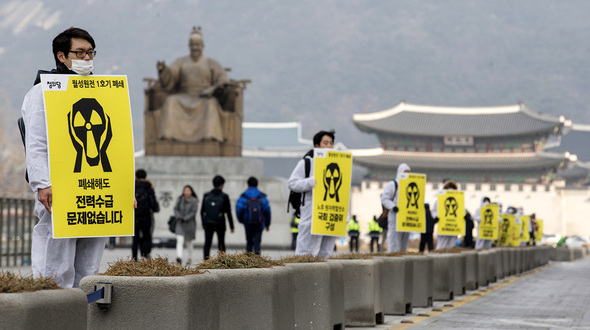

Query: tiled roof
left=243, top=122, right=312, bottom=149
left=545, top=124, right=590, bottom=162
left=353, top=102, right=568, bottom=137
left=351, top=149, right=572, bottom=170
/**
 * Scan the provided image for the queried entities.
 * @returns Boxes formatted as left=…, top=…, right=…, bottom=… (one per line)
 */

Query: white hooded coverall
left=474, top=197, right=497, bottom=249
left=22, top=82, right=106, bottom=288
left=288, top=153, right=337, bottom=258
left=381, top=163, right=411, bottom=252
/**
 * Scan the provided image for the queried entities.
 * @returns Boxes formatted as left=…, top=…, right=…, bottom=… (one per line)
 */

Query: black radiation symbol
left=483, top=209, right=494, bottom=225
left=406, top=182, right=420, bottom=209
left=323, top=163, right=342, bottom=202
left=444, top=197, right=458, bottom=217
left=501, top=217, right=510, bottom=234
left=68, top=98, right=112, bottom=173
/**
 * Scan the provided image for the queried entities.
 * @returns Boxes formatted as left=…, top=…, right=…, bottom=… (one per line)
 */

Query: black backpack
left=242, top=193, right=265, bottom=226
left=287, top=156, right=311, bottom=214
left=202, top=192, right=226, bottom=224
left=135, top=182, right=158, bottom=219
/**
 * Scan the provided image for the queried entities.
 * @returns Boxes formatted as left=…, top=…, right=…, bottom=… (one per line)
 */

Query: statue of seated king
left=143, top=27, right=250, bottom=157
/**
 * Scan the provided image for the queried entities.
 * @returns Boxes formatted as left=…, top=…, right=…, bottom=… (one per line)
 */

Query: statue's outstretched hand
left=157, top=61, right=166, bottom=72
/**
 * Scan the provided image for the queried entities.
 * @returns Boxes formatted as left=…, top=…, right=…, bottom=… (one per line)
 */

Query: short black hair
left=247, top=176, right=258, bottom=187
left=136, top=169, right=147, bottom=179
left=483, top=197, right=491, bottom=203
left=313, top=130, right=335, bottom=147
left=52, top=27, right=95, bottom=67
left=213, top=175, right=225, bottom=188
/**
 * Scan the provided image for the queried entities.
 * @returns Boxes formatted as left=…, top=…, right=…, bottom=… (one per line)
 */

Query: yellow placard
left=436, top=190, right=465, bottom=236
left=396, top=173, right=426, bottom=233
left=478, top=203, right=499, bottom=240
left=520, top=215, right=530, bottom=243
left=311, top=149, right=352, bottom=236
left=499, top=214, right=515, bottom=246
left=510, top=218, right=522, bottom=247
left=534, top=219, right=544, bottom=243
left=42, top=75, right=135, bottom=238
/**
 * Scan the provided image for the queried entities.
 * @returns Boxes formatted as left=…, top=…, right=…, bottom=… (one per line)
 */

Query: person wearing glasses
left=21, top=27, right=105, bottom=288
left=156, top=27, right=229, bottom=143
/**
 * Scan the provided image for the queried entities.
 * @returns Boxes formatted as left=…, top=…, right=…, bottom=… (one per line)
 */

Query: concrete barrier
left=206, top=268, right=286, bottom=330
left=550, top=247, right=574, bottom=261
left=507, top=248, right=516, bottom=276
left=0, top=288, right=87, bottom=330
left=476, top=250, right=489, bottom=287
left=463, top=251, right=479, bottom=290
left=573, top=248, right=585, bottom=260
left=494, top=248, right=505, bottom=281
left=272, top=266, right=295, bottom=329
left=284, top=262, right=334, bottom=329
left=524, top=247, right=533, bottom=271
left=328, top=259, right=384, bottom=327
left=452, top=253, right=467, bottom=297
left=502, top=248, right=511, bottom=277
left=541, top=245, right=550, bottom=265
left=80, top=273, right=219, bottom=330
left=534, top=246, right=543, bottom=265
left=328, top=262, right=345, bottom=329
left=524, top=247, right=534, bottom=272
left=431, top=253, right=455, bottom=301
left=514, top=248, right=522, bottom=274
left=376, top=256, right=412, bottom=315
left=404, top=255, right=433, bottom=308
left=486, top=249, right=498, bottom=283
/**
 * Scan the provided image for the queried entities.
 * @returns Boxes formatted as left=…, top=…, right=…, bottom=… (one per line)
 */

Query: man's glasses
left=69, top=50, right=97, bottom=59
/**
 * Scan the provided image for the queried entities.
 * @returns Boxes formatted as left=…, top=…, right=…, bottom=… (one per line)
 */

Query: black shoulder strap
left=17, top=117, right=29, bottom=183
left=300, top=157, right=312, bottom=207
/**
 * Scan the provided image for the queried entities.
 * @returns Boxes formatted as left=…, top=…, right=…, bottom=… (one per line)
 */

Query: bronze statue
left=157, top=27, right=227, bottom=142
left=143, top=27, right=250, bottom=157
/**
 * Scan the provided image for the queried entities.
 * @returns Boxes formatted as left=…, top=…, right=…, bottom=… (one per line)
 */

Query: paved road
left=370, top=256, right=590, bottom=330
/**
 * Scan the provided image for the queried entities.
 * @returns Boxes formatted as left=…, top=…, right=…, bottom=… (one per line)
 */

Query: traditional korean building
left=352, top=102, right=575, bottom=183
left=545, top=124, right=590, bottom=186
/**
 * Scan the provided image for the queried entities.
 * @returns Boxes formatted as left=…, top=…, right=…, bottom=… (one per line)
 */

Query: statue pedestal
left=143, top=110, right=242, bottom=157
left=135, top=156, right=291, bottom=250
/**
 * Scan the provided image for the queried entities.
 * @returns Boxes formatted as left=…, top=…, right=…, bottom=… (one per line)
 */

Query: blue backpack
left=242, top=193, right=265, bottom=226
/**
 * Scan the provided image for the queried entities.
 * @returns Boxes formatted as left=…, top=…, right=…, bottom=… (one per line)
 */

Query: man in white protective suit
left=21, top=27, right=110, bottom=288
left=381, top=163, right=411, bottom=252
left=288, top=130, right=337, bottom=258
left=432, top=180, right=460, bottom=250
left=474, top=196, right=494, bottom=249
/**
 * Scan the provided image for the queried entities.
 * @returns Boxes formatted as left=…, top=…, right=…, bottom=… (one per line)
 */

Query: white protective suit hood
left=480, top=196, right=490, bottom=207
left=506, top=206, right=517, bottom=214
left=396, top=163, right=411, bottom=180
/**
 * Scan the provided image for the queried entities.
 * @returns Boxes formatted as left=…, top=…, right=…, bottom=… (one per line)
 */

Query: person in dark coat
left=133, top=169, right=159, bottom=260
left=463, top=210, right=475, bottom=248
left=419, top=203, right=437, bottom=252
left=201, top=175, right=234, bottom=260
